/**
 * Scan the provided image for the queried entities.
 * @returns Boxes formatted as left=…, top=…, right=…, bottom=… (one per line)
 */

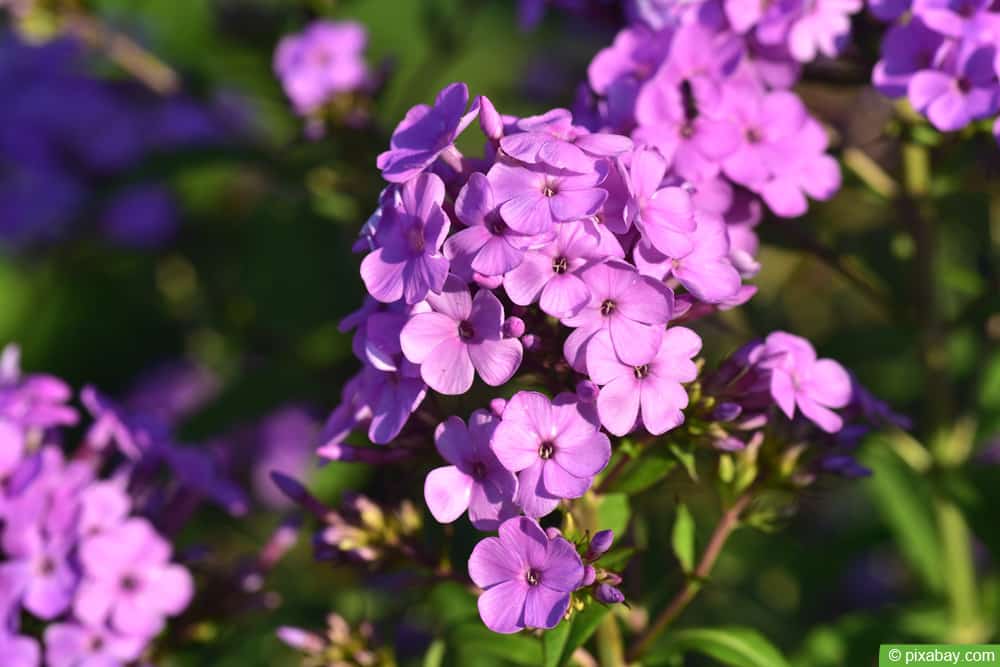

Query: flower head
left=468, top=516, right=584, bottom=633
left=762, top=331, right=852, bottom=433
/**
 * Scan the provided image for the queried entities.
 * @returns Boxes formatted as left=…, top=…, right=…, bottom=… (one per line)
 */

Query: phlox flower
left=908, top=44, right=1000, bottom=132
left=762, top=331, right=853, bottom=433
left=562, top=259, right=674, bottom=370
left=360, top=173, right=450, bottom=304
left=44, top=622, right=145, bottom=667
left=622, top=146, right=696, bottom=257
left=400, top=276, right=522, bottom=395
left=423, top=411, right=518, bottom=530
left=377, top=82, right=480, bottom=183
left=586, top=327, right=701, bottom=436
left=491, top=391, right=610, bottom=518
left=273, top=21, right=370, bottom=115
left=468, top=516, right=584, bottom=633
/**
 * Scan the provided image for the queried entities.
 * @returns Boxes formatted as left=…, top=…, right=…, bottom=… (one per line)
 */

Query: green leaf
left=669, top=443, right=698, bottom=481
left=860, top=441, right=944, bottom=592
left=672, top=504, right=696, bottom=573
left=597, top=547, right=636, bottom=571
left=447, top=623, right=543, bottom=666
left=596, top=493, right=631, bottom=537
left=558, top=605, right=610, bottom=666
left=605, top=449, right=677, bottom=495
left=647, top=626, right=792, bottom=667
left=542, top=619, right=571, bottom=667
left=423, top=639, right=446, bottom=667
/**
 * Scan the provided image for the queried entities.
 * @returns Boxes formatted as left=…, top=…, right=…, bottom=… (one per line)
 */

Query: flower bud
left=478, top=95, right=504, bottom=142
left=489, top=398, right=507, bottom=417
left=581, top=565, right=597, bottom=587
left=595, top=583, right=625, bottom=604
left=585, top=529, right=614, bottom=560
left=713, top=401, right=742, bottom=422
left=521, top=334, right=541, bottom=351
left=503, top=316, right=526, bottom=338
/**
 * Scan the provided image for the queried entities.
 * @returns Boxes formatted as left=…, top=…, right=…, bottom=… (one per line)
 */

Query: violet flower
left=423, top=411, right=518, bottom=530
left=487, top=159, right=609, bottom=235
left=622, top=147, right=696, bottom=257
left=44, top=622, right=145, bottom=667
left=587, top=326, right=701, bottom=436
left=503, top=219, right=609, bottom=318
left=908, top=45, right=1000, bottom=132
left=763, top=331, right=853, bottom=433
left=377, top=82, right=480, bottom=183
left=467, top=516, right=584, bottom=633
left=360, top=173, right=451, bottom=304
left=74, top=518, right=194, bottom=637
left=491, top=391, right=610, bottom=518
left=562, top=259, right=674, bottom=370
left=400, top=276, right=522, bottom=395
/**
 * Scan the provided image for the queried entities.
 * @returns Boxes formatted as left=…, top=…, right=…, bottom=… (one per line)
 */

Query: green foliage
left=647, top=626, right=792, bottom=667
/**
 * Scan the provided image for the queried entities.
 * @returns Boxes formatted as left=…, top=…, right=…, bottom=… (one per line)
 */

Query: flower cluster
left=307, top=72, right=895, bottom=633
left=873, top=0, right=1000, bottom=141
left=0, top=346, right=201, bottom=667
left=0, top=31, right=239, bottom=249
left=577, top=0, right=849, bottom=221
left=273, top=20, right=372, bottom=119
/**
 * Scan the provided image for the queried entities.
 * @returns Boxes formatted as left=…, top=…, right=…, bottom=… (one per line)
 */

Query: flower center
left=538, top=441, right=555, bottom=460
left=600, top=299, right=616, bottom=316
left=552, top=256, right=569, bottom=274
left=458, top=320, right=476, bottom=340
left=956, top=77, right=972, bottom=94
left=633, top=364, right=650, bottom=379
left=526, top=569, right=540, bottom=586
left=679, top=123, right=695, bottom=139
left=87, top=635, right=105, bottom=653
left=407, top=224, right=425, bottom=252
left=486, top=214, right=507, bottom=236
left=471, top=461, right=487, bottom=480
left=541, top=179, right=558, bottom=197
left=746, top=127, right=761, bottom=144
left=37, top=557, right=56, bottom=576
left=120, top=574, right=140, bottom=592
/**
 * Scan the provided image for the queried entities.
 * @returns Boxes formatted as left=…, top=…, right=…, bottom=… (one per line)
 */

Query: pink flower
left=562, top=259, right=674, bottom=370
left=622, top=147, right=697, bottom=257
left=360, top=174, right=450, bottom=304
left=586, top=327, right=701, bottom=436
left=400, top=276, right=522, bottom=395
left=423, top=411, right=518, bottom=530
left=491, top=391, right=610, bottom=518
left=762, top=332, right=852, bottom=433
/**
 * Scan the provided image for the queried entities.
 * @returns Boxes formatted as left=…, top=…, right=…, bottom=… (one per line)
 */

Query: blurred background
left=1, top=1, right=998, bottom=665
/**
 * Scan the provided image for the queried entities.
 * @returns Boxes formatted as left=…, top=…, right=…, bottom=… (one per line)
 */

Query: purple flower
left=74, top=518, right=194, bottom=637
left=586, top=326, right=701, bottom=436
left=491, top=391, right=610, bottom=518
left=916, top=0, right=1000, bottom=39
left=487, top=159, right=609, bottom=235
left=763, top=332, right=852, bottom=433
left=500, top=109, right=633, bottom=173
left=360, top=173, right=451, bottom=304
left=1, top=524, right=77, bottom=619
left=44, top=622, right=145, bottom=667
left=908, top=45, right=1000, bottom=132
left=0, top=633, right=38, bottom=667
left=423, top=411, right=518, bottom=530
left=595, top=583, right=626, bottom=604
left=503, top=219, right=610, bottom=318
left=622, top=147, right=696, bottom=257
left=562, top=259, right=674, bottom=370
left=274, top=21, right=370, bottom=115
left=785, top=0, right=863, bottom=63
left=377, top=83, right=480, bottom=183
left=444, top=173, right=541, bottom=277
left=873, top=19, right=945, bottom=99
left=585, top=529, right=614, bottom=560
left=634, top=211, right=742, bottom=304
left=869, top=0, right=911, bottom=21
left=400, top=276, right=522, bottom=395
left=722, top=85, right=808, bottom=190
left=756, top=118, right=841, bottom=218
left=468, top=516, right=584, bottom=633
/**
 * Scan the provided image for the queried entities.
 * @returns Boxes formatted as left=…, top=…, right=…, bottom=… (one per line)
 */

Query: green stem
left=626, top=492, right=754, bottom=662
left=595, top=615, right=626, bottom=667
left=935, top=498, right=985, bottom=642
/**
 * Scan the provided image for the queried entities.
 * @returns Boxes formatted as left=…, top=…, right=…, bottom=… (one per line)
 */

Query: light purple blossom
left=400, top=276, right=522, bottom=395
left=273, top=21, right=370, bottom=115
left=503, top=219, right=611, bottom=318
left=785, top=0, right=863, bottom=63
left=467, top=516, right=584, bottom=633
left=491, top=392, right=610, bottom=518
left=622, top=147, right=696, bottom=257
left=908, top=45, right=1000, bottom=132
left=44, top=622, right=145, bottom=667
left=487, top=159, right=609, bottom=235
left=1, top=524, right=77, bottom=619
left=423, top=411, right=518, bottom=530
left=0, top=633, right=39, bottom=667
left=377, top=83, right=480, bottom=183
left=360, top=173, right=450, bottom=304
left=587, top=327, right=701, bottom=436
left=762, top=331, right=853, bottom=433
left=562, top=259, right=674, bottom=370
left=74, top=518, right=194, bottom=637
left=500, top=109, right=633, bottom=173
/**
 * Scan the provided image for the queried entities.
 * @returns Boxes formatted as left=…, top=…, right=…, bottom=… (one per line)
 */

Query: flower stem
left=626, top=492, right=753, bottom=662
left=595, top=614, right=626, bottom=667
